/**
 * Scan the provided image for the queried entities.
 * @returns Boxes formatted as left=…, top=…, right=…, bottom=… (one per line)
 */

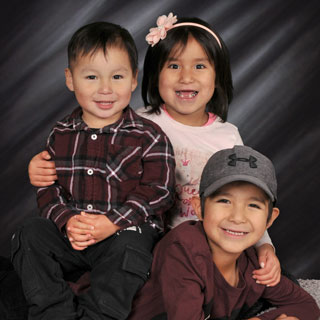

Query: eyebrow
left=80, top=66, right=130, bottom=73
left=213, top=192, right=267, bottom=204
left=167, top=56, right=210, bottom=62
left=248, top=196, right=267, bottom=204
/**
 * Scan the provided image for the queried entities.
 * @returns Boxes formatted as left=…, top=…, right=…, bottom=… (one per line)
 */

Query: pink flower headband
left=145, top=12, right=222, bottom=49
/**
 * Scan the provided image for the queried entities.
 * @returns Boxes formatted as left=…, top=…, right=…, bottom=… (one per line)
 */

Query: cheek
left=118, top=86, right=134, bottom=105
left=74, top=88, right=91, bottom=102
left=204, top=74, right=216, bottom=94
left=250, top=216, right=268, bottom=234
left=203, top=212, right=220, bottom=229
left=158, top=71, right=170, bottom=92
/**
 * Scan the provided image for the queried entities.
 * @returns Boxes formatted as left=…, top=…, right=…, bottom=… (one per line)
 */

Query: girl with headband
left=137, top=13, right=281, bottom=289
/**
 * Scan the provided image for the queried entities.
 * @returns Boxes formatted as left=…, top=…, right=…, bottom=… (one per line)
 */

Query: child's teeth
left=226, top=229, right=245, bottom=236
left=177, top=91, right=198, bottom=98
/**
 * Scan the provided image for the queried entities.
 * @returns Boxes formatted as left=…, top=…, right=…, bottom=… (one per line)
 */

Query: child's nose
left=179, top=68, right=193, bottom=83
left=98, top=79, right=112, bottom=94
left=229, top=207, right=246, bottom=224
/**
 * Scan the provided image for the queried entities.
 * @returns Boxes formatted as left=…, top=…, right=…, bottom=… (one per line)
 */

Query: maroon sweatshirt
left=129, top=221, right=320, bottom=320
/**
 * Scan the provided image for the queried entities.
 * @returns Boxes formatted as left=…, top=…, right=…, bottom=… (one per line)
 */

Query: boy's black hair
left=67, top=22, right=138, bottom=74
left=142, top=17, right=233, bottom=122
left=201, top=181, right=275, bottom=223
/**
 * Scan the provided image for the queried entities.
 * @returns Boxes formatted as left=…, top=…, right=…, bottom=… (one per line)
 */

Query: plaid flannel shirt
left=37, top=106, right=176, bottom=231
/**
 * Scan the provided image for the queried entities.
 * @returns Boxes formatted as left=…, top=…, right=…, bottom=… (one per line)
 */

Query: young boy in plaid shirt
left=11, top=22, right=175, bottom=320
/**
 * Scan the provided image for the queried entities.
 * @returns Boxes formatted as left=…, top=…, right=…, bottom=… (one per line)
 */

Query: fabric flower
left=145, top=12, right=178, bottom=47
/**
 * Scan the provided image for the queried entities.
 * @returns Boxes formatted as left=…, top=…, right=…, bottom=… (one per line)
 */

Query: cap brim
left=202, top=174, right=275, bottom=202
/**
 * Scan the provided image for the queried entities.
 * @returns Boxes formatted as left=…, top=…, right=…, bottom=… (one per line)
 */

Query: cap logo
left=228, top=154, right=257, bottom=168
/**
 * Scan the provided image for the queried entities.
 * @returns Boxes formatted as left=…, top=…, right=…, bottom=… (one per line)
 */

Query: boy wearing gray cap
left=129, top=146, right=320, bottom=320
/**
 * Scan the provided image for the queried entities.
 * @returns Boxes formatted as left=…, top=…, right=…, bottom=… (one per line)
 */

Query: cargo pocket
left=97, top=245, right=153, bottom=318
left=122, top=245, right=153, bottom=282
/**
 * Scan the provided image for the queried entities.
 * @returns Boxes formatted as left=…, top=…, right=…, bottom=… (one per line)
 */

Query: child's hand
left=275, top=314, right=299, bottom=319
left=66, top=214, right=96, bottom=250
left=253, top=243, right=281, bottom=287
left=28, top=151, right=57, bottom=187
left=76, top=212, right=121, bottom=243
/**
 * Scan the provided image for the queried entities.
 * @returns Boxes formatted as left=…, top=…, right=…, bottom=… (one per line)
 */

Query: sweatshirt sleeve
left=258, top=276, right=320, bottom=320
left=155, top=242, right=207, bottom=320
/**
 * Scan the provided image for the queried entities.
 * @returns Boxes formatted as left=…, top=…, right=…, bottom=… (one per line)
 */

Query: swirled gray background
left=1, top=0, right=319, bottom=278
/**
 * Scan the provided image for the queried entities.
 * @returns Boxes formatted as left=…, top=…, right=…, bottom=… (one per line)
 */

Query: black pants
left=0, top=256, right=28, bottom=319
left=11, top=217, right=159, bottom=320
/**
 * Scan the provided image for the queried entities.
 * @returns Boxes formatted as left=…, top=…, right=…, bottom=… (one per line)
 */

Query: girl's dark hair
left=142, top=17, right=233, bottom=122
left=68, top=22, right=138, bottom=74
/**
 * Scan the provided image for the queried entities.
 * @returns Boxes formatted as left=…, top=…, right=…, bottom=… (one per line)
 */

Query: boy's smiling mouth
left=222, top=228, right=249, bottom=237
left=176, top=90, right=198, bottom=98
left=95, top=100, right=114, bottom=108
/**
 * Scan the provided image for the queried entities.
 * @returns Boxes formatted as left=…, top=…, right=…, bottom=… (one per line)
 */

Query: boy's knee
left=114, top=224, right=159, bottom=252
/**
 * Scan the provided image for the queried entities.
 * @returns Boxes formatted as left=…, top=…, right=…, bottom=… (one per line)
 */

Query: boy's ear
left=65, top=68, right=74, bottom=92
left=191, top=196, right=203, bottom=221
left=266, top=207, right=280, bottom=229
left=131, top=70, right=138, bottom=92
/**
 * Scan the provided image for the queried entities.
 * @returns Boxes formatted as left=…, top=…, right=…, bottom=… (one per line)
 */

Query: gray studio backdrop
left=1, top=0, right=319, bottom=278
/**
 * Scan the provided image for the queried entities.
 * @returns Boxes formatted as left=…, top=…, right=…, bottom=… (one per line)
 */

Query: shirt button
left=87, top=204, right=93, bottom=210
left=91, top=134, right=97, bottom=140
left=87, top=169, right=93, bottom=175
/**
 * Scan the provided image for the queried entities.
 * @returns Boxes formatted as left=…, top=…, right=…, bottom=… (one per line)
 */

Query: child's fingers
left=40, top=150, right=52, bottom=160
left=72, top=239, right=96, bottom=250
left=35, top=171, right=57, bottom=180
left=68, top=232, right=93, bottom=242
left=253, top=271, right=280, bottom=286
left=76, top=212, right=97, bottom=225
left=70, top=242, right=87, bottom=251
left=69, top=237, right=96, bottom=250
left=256, top=277, right=280, bottom=287
left=31, top=180, right=55, bottom=187
left=67, top=225, right=94, bottom=236
left=70, top=216, right=95, bottom=230
left=252, top=263, right=280, bottom=285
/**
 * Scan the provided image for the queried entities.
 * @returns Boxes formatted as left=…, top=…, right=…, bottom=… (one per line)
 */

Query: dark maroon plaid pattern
left=37, top=106, right=176, bottom=231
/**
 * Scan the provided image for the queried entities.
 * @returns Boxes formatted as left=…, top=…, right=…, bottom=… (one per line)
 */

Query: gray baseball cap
left=199, top=145, right=277, bottom=202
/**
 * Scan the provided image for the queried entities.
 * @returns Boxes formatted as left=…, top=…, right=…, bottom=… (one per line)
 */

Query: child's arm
left=257, top=275, right=320, bottom=320
left=155, top=243, right=208, bottom=319
left=253, top=231, right=281, bottom=287
left=28, top=151, right=57, bottom=186
left=36, top=129, right=78, bottom=234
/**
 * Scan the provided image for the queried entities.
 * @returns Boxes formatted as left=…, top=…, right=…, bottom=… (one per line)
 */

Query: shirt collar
left=58, top=106, right=144, bottom=132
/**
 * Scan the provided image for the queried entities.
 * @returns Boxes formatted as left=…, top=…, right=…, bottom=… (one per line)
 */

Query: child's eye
left=195, top=64, right=205, bottom=69
left=86, top=75, right=97, bottom=80
left=168, top=64, right=179, bottom=69
left=216, top=198, right=230, bottom=204
left=113, top=74, right=123, bottom=80
left=249, top=203, right=261, bottom=209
